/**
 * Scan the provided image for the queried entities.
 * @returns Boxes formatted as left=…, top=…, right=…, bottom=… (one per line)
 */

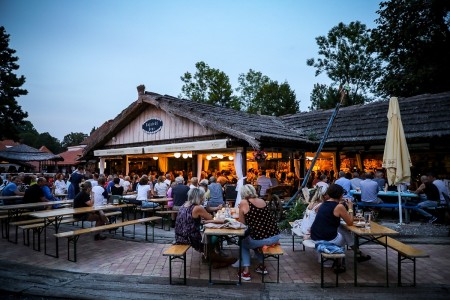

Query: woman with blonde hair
left=237, top=184, right=280, bottom=281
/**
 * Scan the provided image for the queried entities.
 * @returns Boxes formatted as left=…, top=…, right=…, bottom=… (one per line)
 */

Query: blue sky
left=1, top=0, right=380, bottom=142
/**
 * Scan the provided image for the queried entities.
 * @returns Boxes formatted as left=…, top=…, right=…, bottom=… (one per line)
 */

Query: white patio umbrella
left=382, top=97, right=412, bottom=224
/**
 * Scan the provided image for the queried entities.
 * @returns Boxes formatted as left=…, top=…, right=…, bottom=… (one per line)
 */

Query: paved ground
left=0, top=216, right=449, bottom=299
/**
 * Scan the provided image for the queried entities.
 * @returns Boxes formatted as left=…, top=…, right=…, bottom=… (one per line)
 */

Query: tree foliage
left=179, top=61, right=240, bottom=110
left=307, top=21, right=382, bottom=108
left=236, top=69, right=270, bottom=111
left=0, top=26, right=28, bottom=140
left=251, top=81, right=299, bottom=116
left=371, top=0, right=450, bottom=97
left=61, top=132, right=88, bottom=149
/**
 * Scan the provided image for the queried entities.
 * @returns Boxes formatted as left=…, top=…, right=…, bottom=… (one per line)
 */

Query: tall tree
left=236, top=69, right=270, bottom=111
left=37, top=132, right=62, bottom=154
left=0, top=26, right=28, bottom=140
left=180, top=61, right=240, bottom=110
left=250, top=81, right=299, bottom=116
left=307, top=21, right=382, bottom=108
left=371, top=0, right=450, bottom=97
left=61, top=132, right=88, bottom=149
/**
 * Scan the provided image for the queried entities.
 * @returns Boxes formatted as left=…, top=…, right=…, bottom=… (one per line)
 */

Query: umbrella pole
left=397, top=185, right=403, bottom=225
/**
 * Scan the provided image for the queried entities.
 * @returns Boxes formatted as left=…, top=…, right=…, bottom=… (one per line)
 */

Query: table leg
left=238, top=236, right=242, bottom=285
left=354, top=235, right=359, bottom=286
left=208, top=235, right=212, bottom=285
left=384, top=235, right=389, bottom=287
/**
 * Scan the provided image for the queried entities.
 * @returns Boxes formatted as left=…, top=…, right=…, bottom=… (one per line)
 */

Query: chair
left=224, top=184, right=238, bottom=207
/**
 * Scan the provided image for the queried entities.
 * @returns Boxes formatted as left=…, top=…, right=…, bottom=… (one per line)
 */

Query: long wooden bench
left=19, top=217, right=78, bottom=251
left=163, top=244, right=191, bottom=285
left=156, top=210, right=178, bottom=231
left=377, top=236, right=429, bottom=286
left=79, top=211, right=123, bottom=228
left=54, top=216, right=162, bottom=262
left=261, top=244, right=284, bottom=283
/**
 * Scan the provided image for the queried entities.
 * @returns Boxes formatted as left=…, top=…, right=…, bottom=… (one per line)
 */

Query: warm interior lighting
left=174, top=152, right=181, bottom=158
left=152, top=156, right=158, bottom=160
left=228, top=156, right=234, bottom=160
left=217, top=154, right=224, bottom=159
left=182, top=153, right=189, bottom=159
left=206, top=155, right=212, bottom=160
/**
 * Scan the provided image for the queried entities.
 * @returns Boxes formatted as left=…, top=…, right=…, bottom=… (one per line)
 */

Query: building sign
left=94, top=147, right=143, bottom=156
left=144, top=139, right=228, bottom=153
left=142, top=118, right=163, bottom=134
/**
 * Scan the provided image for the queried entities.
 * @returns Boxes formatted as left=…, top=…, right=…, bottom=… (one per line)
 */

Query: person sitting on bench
left=73, top=181, right=109, bottom=241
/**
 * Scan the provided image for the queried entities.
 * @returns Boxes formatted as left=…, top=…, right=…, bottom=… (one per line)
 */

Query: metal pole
left=300, top=85, right=349, bottom=190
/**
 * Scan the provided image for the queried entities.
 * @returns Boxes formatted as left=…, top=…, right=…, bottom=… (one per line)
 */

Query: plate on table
left=355, top=222, right=366, bottom=228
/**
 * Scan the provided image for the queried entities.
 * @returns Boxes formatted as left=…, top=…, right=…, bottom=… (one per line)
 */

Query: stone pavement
left=0, top=219, right=449, bottom=299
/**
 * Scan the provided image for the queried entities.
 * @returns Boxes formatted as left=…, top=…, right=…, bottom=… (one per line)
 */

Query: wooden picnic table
left=0, top=200, right=74, bottom=241
left=343, top=221, right=399, bottom=287
left=30, top=204, right=131, bottom=258
left=204, top=227, right=246, bottom=285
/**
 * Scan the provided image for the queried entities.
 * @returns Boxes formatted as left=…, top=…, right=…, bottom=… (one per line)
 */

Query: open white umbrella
left=382, top=97, right=412, bottom=224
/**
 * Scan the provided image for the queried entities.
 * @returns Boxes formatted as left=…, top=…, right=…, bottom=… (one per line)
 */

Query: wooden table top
left=0, top=195, right=24, bottom=200
left=343, top=221, right=399, bottom=236
left=147, top=197, right=172, bottom=203
left=29, top=204, right=129, bottom=219
left=204, top=227, right=246, bottom=236
left=0, top=199, right=73, bottom=210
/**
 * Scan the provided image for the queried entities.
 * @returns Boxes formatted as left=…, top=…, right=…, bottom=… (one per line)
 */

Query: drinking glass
left=355, top=209, right=363, bottom=221
left=364, top=212, right=372, bottom=229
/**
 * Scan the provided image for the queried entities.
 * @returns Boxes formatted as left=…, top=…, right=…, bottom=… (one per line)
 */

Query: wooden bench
left=289, top=221, right=307, bottom=251
left=377, top=236, right=429, bottom=286
left=261, top=244, right=284, bottom=283
left=19, top=218, right=78, bottom=251
left=163, top=244, right=191, bottom=285
left=54, top=217, right=162, bottom=262
left=320, top=253, right=346, bottom=288
left=156, top=210, right=178, bottom=231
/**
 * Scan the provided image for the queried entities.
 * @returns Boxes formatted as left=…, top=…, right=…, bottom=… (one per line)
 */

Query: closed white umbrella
left=382, top=97, right=412, bottom=224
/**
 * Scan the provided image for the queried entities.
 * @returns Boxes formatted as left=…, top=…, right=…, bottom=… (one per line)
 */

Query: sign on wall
left=142, top=118, right=163, bottom=134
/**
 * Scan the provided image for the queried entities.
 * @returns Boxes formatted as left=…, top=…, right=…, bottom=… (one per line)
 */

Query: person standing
left=68, top=166, right=85, bottom=199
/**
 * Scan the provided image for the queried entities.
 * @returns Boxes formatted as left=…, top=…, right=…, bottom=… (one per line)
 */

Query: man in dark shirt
left=413, top=175, right=440, bottom=223
left=171, top=176, right=190, bottom=227
left=23, top=177, right=47, bottom=204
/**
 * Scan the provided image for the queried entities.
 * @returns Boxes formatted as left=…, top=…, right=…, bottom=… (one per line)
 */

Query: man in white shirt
left=256, top=170, right=272, bottom=197
left=427, top=172, right=448, bottom=205
left=335, top=171, right=352, bottom=200
left=360, top=172, right=383, bottom=204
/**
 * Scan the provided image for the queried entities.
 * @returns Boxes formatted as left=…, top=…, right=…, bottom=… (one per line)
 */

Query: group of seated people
left=174, top=183, right=280, bottom=281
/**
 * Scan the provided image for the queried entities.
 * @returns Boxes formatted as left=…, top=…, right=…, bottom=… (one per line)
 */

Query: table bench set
left=290, top=220, right=429, bottom=287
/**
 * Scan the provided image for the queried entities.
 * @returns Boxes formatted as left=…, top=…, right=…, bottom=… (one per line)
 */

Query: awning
left=93, top=139, right=228, bottom=157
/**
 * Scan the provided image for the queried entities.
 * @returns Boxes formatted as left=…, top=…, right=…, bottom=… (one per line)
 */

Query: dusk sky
left=1, top=0, right=380, bottom=142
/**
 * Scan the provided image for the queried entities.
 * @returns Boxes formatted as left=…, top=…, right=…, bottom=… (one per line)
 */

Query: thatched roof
left=82, top=92, right=310, bottom=156
left=0, top=144, right=63, bottom=162
left=280, top=91, right=450, bottom=146
left=82, top=90, right=450, bottom=157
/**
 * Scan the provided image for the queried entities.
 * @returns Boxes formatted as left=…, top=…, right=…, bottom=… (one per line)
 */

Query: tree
left=371, top=0, right=450, bottom=97
left=180, top=61, right=241, bottom=110
left=62, top=132, right=88, bottom=149
left=307, top=21, right=382, bottom=108
left=309, top=84, right=340, bottom=110
left=0, top=26, right=28, bottom=140
left=250, top=81, right=299, bottom=116
left=37, top=132, right=62, bottom=154
left=17, top=120, right=39, bottom=146
left=236, top=69, right=270, bottom=111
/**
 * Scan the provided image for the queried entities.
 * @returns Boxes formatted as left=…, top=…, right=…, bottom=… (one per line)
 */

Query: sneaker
left=428, top=216, right=438, bottom=224
left=238, top=271, right=251, bottom=281
left=255, top=265, right=268, bottom=274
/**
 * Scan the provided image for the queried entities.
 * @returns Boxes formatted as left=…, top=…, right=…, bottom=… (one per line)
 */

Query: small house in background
left=56, top=145, right=85, bottom=175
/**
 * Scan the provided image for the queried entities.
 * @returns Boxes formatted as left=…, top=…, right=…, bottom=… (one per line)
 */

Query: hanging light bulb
left=174, top=152, right=181, bottom=158
left=228, top=156, right=234, bottom=160
left=217, top=154, right=224, bottom=159
left=152, top=156, right=158, bottom=160
left=206, top=155, right=212, bottom=160
left=182, top=153, right=188, bottom=159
